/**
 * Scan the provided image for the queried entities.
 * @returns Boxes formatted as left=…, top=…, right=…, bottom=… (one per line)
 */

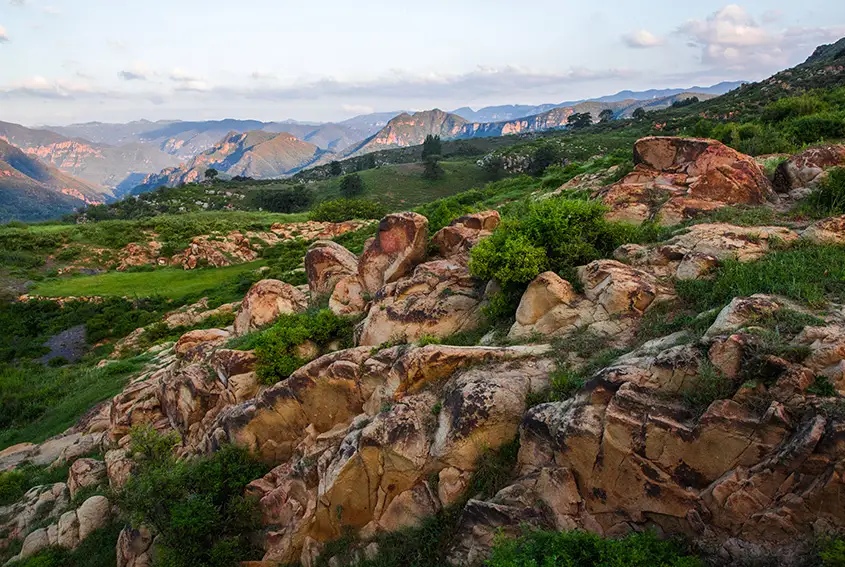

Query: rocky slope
left=347, top=109, right=470, bottom=157
left=0, top=139, right=107, bottom=221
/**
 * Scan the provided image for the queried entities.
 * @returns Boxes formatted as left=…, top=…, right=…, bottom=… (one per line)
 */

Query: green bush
left=8, top=522, right=123, bottom=567
left=786, top=112, right=845, bottom=144
left=119, top=432, right=269, bottom=567
left=800, top=167, right=845, bottom=217
left=309, top=199, right=387, bottom=222
left=251, top=186, right=313, bottom=213
left=487, top=529, right=702, bottom=567
left=0, top=463, right=70, bottom=506
left=253, top=310, right=355, bottom=384
left=339, top=173, right=366, bottom=198
left=762, top=94, right=828, bottom=123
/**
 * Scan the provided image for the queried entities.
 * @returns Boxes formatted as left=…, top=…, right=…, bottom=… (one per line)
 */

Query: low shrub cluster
left=799, top=167, right=845, bottom=218
left=118, top=428, right=269, bottom=567
left=0, top=462, right=70, bottom=506
left=309, top=198, right=387, bottom=222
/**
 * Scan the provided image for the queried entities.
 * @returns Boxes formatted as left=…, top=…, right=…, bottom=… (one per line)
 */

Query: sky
left=1, top=0, right=844, bottom=126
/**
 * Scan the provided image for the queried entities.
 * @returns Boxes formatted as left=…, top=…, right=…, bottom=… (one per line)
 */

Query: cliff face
left=348, top=109, right=469, bottom=156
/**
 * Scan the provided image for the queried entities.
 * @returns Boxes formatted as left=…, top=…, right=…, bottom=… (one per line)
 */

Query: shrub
left=487, top=529, right=702, bottom=567
left=763, top=94, right=827, bottom=123
left=800, top=167, right=845, bottom=217
left=119, top=431, right=269, bottom=567
left=253, top=310, right=354, bottom=384
left=786, top=112, right=845, bottom=145
left=0, top=463, right=70, bottom=506
left=309, top=199, right=387, bottom=222
left=252, top=187, right=313, bottom=213
left=339, top=174, right=365, bottom=198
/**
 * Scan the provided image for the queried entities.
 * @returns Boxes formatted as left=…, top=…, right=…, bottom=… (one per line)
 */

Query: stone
left=357, top=260, right=485, bottom=346
left=105, top=449, right=134, bottom=490
left=597, top=137, right=772, bottom=225
left=802, top=215, right=845, bottom=245
left=173, top=328, right=230, bottom=359
left=431, top=211, right=500, bottom=259
left=305, top=241, right=359, bottom=297
left=773, top=145, right=845, bottom=192
left=329, top=274, right=368, bottom=317
left=234, top=279, right=308, bottom=336
left=116, top=525, right=154, bottom=567
left=77, top=495, right=111, bottom=541
left=67, top=458, right=107, bottom=499
left=705, top=295, right=785, bottom=338
left=20, top=528, right=50, bottom=559
left=358, top=213, right=428, bottom=294
left=57, top=509, right=80, bottom=548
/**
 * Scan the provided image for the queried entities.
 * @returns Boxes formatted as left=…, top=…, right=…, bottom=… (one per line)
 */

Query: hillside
left=347, top=109, right=469, bottom=156
left=133, top=130, right=324, bottom=192
left=0, top=139, right=107, bottom=221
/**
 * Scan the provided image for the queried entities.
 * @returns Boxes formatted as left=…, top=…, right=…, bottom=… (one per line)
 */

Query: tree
left=529, top=143, right=560, bottom=176
left=599, top=109, right=614, bottom=123
left=632, top=107, right=647, bottom=120
left=421, top=135, right=442, bottom=159
left=253, top=187, right=313, bottom=213
left=422, top=155, right=444, bottom=180
left=204, top=168, right=219, bottom=182
left=339, top=173, right=365, bottom=198
left=329, top=161, right=343, bottom=176
left=567, top=112, right=592, bottom=129
left=358, top=153, right=377, bottom=171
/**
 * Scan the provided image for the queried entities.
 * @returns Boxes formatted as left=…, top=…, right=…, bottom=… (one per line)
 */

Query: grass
left=6, top=521, right=124, bottom=567
left=676, top=243, right=845, bottom=310
left=31, top=260, right=264, bottom=300
left=0, top=355, right=149, bottom=450
left=0, top=462, right=71, bottom=506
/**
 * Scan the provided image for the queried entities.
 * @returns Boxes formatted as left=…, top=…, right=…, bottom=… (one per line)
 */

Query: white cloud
left=678, top=4, right=845, bottom=71
left=41, top=5, right=61, bottom=15
left=250, top=70, right=276, bottom=81
left=0, top=25, right=9, bottom=43
left=622, top=30, right=664, bottom=49
left=1, top=75, right=101, bottom=98
left=118, top=62, right=153, bottom=81
left=8, top=0, right=26, bottom=5
left=341, top=103, right=374, bottom=115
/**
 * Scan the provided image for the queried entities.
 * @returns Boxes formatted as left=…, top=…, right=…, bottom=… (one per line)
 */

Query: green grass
left=7, top=522, right=123, bottom=567
left=677, top=243, right=845, bottom=310
left=31, top=260, right=264, bottom=300
left=0, top=356, right=149, bottom=450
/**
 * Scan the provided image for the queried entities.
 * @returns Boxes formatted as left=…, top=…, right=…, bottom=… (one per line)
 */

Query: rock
left=234, top=279, right=308, bottom=336
left=67, top=458, right=107, bottom=499
left=163, top=299, right=238, bottom=329
left=57, top=509, right=80, bottom=548
left=357, top=259, right=485, bottom=346
left=0, top=442, right=36, bottom=473
left=105, top=449, right=134, bottom=490
left=358, top=213, right=428, bottom=294
left=431, top=211, right=500, bottom=259
left=170, top=230, right=259, bottom=270
left=77, top=495, right=111, bottom=541
left=773, top=145, right=845, bottom=192
left=597, top=137, right=772, bottom=225
left=305, top=241, right=359, bottom=296
left=0, top=483, right=69, bottom=544
left=20, top=527, right=50, bottom=559
left=802, top=215, right=845, bottom=245
left=509, top=260, right=675, bottom=343
left=173, top=328, right=230, bottom=359
left=328, top=274, right=367, bottom=317
left=116, top=525, right=154, bottom=567
left=705, top=295, right=785, bottom=338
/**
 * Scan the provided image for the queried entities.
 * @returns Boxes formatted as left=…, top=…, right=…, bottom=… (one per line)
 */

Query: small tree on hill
left=422, top=155, right=444, bottom=180
left=339, top=173, right=365, bottom=198
left=599, top=109, right=614, bottom=123
left=329, top=161, right=343, bottom=176
left=358, top=153, right=377, bottom=171
left=632, top=107, right=647, bottom=120
left=567, top=112, right=592, bottom=129
left=204, top=168, right=219, bottom=182
left=422, top=134, right=442, bottom=159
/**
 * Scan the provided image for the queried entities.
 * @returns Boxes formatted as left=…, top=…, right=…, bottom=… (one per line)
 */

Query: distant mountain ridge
left=132, top=130, right=324, bottom=194
left=0, top=139, right=105, bottom=221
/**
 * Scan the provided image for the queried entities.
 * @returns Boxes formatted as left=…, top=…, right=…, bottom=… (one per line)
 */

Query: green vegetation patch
left=0, top=462, right=70, bottom=506
left=7, top=522, right=123, bottom=567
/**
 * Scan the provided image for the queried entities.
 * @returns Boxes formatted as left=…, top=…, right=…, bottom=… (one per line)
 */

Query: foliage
left=253, top=309, right=355, bottom=384
left=820, top=538, right=845, bottom=566
left=8, top=522, right=123, bottom=567
left=567, top=112, right=593, bottom=129
left=204, top=168, right=219, bottom=181
left=487, top=529, right=702, bottom=567
left=332, top=223, right=378, bottom=255
left=676, top=243, right=845, bottom=309
left=799, top=167, right=845, bottom=218
left=599, top=109, right=614, bottom=123
left=119, top=435, right=269, bottom=567
left=309, top=199, right=387, bottom=222
left=683, top=361, right=736, bottom=416
left=422, top=155, right=444, bottom=180
left=251, top=186, right=313, bottom=213
left=421, top=135, right=443, bottom=160
left=329, top=161, right=343, bottom=176
left=339, top=173, right=366, bottom=199
left=467, top=439, right=520, bottom=500
left=0, top=462, right=70, bottom=506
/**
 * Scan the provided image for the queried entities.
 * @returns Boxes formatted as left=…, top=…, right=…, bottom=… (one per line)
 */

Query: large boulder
left=358, top=213, right=428, bottom=294
left=357, top=259, right=486, bottom=347
left=67, top=458, right=107, bottom=499
left=509, top=260, right=675, bottom=342
left=329, top=274, right=368, bottom=317
left=431, top=211, right=500, bottom=259
left=305, top=241, right=359, bottom=297
left=234, top=279, right=308, bottom=336
left=773, top=145, right=845, bottom=192
left=801, top=215, right=845, bottom=245
left=173, top=328, right=231, bottom=360
left=597, top=137, right=772, bottom=225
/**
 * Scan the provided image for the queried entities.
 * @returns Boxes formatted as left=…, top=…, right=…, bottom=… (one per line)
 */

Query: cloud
left=0, top=25, right=8, bottom=43
left=41, top=5, right=61, bottom=15
left=341, top=103, right=375, bottom=115
left=622, top=30, right=664, bottom=49
left=8, top=0, right=26, bottom=5
left=0, top=76, right=104, bottom=99
left=118, top=62, right=153, bottom=81
left=678, top=4, right=845, bottom=71
left=168, top=68, right=208, bottom=92
left=250, top=70, right=276, bottom=81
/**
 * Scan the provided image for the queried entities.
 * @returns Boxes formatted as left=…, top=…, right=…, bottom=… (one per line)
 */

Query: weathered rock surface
left=615, top=223, right=799, bottom=280
left=358, top=213, right=428, bottom=294
left=773, top=145, right=845, bottom=192
left=234, top=279, right=308, bottom=336
left=509, top=260, right=675, bottom=342
left=12, top=495, right=113, bottom=560
left=67, top=458, right=107, bottom=499
left=357, top=259, right=486, bottom=346
left=328, top=274, right=368, bottom=317
left=173, top=328, right=231, bottom=360
left=801, top=215, right=845, bottom=245
left=116, top=525, right=155, bottom=567
left=597, top=137, right=772, bottom=225
left=431, top=211, right=500, bottom=259
left=305, top=241, right=359, bottom=297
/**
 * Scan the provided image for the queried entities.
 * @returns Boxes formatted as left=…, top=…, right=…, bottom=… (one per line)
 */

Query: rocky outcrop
left=329, top=274, right=368, bottom=317
left=233, top=279, right=308, bottom=336
left=305, top=241, right=359, bottom=297
left=801, top=215, right=845, bottom=245
left=431, top=211, right=500, bottom=259
left=162, top=299, right=239, bottom=329
left=357, top=259, right=486, bottom=347
left=15, top=495, right=112, bottom=561
left=116, top=525, right=155, bottom=567
left=67, top=458, right=107, bottom=499
left=173, top=328, right=231, bottom=360
left=615, top=223, right=799, bottom=280
left=358, top=213, right=429, bottom=294
left=597, top=137, right=772, bottom=225
left=509, top=260, right=675, bottom=342
left=773, top=145, right=845, bottom=192
left=171, top=231, right=258, bottom=270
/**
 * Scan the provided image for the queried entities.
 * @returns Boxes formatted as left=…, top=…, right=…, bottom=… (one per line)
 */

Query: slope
left=346, top=109, right=469, bottom=156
